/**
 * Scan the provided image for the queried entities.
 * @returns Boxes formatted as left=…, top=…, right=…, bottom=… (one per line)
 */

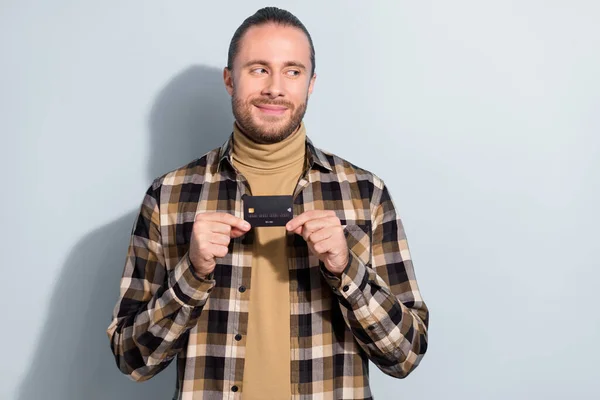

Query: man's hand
left=189, top=212, right=251, bottom=278
left=286, top=210, right=349, bottom=277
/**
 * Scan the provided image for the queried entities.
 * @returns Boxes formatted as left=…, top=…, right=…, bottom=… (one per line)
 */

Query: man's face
left=224, top=23, right=316, bottom=144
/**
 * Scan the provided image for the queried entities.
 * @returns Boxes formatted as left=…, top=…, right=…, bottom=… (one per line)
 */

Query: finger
left=301, top=223, right=320, bottom=243
left=203, top=221, right=251, bottom=237
left=302, top=216, right=340, bottom=239
left=286, top=210, right=336, bottom=232
left=205, top=221, right=232, bottom=235
left=197, top=212, right=251, bottom=231
left=307, top=225, right=340, bottom=245
left=299, top=216, right=340, bottom=242
left=209, top=244, right=229, bottom=258
left=313, top=236, right=344, bottom=257
left=230, top=226, right=250, bottom=238
left=312, top=238, right=333, bottom=255
left=198, top=242, right=229, bottom=260
left=285, top=210, right=324, bottom=231
left=292, top=217, right=341, bottom=240
left=207, top=232, right=230, bottom=246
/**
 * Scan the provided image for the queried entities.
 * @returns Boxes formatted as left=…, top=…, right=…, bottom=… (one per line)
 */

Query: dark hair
left=227, top=7, right=316, bottom=76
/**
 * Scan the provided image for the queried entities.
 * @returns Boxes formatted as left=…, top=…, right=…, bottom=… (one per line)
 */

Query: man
left=107, top=7, right=428, bottom=400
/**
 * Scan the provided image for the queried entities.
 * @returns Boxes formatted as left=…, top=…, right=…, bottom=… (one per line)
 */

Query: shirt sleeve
left=106, top=180, right=215, bottom=382
left=321, top=181, right=429, bottom=378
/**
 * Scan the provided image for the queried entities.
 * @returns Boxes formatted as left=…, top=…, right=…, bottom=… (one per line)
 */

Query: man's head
left=224, top=7, right=316, bottom=144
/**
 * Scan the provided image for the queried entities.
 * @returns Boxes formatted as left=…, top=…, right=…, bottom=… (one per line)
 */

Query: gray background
left=1, top=1, right=599, bottom=399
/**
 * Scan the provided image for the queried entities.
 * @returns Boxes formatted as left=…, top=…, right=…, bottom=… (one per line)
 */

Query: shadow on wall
left=17, top=65, right=233, bottom=400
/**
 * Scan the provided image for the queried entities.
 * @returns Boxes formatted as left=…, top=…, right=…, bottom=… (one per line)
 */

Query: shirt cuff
left=169, top=252, right=216, bottom=307
left=321, top=249, right=369, bottom=301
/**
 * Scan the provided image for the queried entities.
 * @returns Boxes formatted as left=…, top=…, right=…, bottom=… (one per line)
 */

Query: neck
left=232, top=122, right=307, bottom=171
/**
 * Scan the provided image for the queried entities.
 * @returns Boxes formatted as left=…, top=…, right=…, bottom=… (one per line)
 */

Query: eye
left=251, top=67, right=268, bottom=74
left=286, top=70, right=301, bottom=77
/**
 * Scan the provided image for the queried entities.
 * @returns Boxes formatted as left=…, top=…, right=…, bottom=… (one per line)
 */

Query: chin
left=253, top=116, right=288, bottom=130
left=255, top=126, right=294, bottom=143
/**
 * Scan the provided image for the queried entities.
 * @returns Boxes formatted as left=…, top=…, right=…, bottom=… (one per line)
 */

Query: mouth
left=254, top=104, right=288, bottom=116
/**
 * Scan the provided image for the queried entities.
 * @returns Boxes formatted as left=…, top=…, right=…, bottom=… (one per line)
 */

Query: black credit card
left=242, top=194, right=293, bottom=227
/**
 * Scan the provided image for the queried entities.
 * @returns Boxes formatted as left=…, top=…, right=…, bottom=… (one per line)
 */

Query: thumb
left=230, top=226, right=250, bottom=238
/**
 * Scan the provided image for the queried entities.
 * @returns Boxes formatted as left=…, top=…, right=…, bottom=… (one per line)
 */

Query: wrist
left=188, top=253, right=212, bottom=280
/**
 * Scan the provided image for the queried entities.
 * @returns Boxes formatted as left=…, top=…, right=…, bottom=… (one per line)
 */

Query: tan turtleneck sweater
left=231, top=121, right=307, bottom=399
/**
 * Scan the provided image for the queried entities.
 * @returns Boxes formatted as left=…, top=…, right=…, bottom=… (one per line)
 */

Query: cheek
left=289, top=84, right=310, bottom=102
left=234, top=79, right=263, bottom=99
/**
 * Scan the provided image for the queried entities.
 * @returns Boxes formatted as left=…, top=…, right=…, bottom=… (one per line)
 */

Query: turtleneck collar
left=232, top=121, right=307, bottom=172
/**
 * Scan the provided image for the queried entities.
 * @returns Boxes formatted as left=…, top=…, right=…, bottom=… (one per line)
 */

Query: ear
left=223, top=67, right=234, bottom=96
left=308, top=72, right=317, bottom=97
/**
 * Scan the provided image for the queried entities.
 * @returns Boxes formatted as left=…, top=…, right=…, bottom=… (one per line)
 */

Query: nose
left=261, top=73, right=284, bottom=98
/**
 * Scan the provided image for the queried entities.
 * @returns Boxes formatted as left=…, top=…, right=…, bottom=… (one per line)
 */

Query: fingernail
left=244, top=222, right=251, bottom=229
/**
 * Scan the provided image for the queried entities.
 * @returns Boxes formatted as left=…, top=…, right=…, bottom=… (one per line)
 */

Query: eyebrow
left=242, top=59, right=307, bottom=71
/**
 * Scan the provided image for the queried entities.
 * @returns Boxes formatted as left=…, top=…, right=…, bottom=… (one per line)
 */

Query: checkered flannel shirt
left=107, top=132, right=429, bottom=399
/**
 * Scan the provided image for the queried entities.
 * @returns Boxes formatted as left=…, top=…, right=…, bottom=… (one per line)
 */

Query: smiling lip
left=255, top=104, right=288, bottom=115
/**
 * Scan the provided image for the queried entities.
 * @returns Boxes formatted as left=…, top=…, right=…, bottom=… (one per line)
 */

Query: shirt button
left=232, top=385, right=238, bottom=392
left=238, top=285, right=246, bottom=293
left=368, top=324, right=376, bottom=331
left=235, top=334, right=242, bottom=341
left=342, top=285, right=350, bottom=292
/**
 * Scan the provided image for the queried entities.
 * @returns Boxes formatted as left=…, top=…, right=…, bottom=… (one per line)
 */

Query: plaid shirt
left=107, top=132, right=429, bottom=399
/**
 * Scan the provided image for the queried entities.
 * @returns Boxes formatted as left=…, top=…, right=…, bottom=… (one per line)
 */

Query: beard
left=231, top=90, right=308, bottom=144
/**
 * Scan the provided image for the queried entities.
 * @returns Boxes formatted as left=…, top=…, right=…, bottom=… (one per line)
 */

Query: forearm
left=322, top=251, right=429, bottom=378
left=107, top=253, right=215, bottom=381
